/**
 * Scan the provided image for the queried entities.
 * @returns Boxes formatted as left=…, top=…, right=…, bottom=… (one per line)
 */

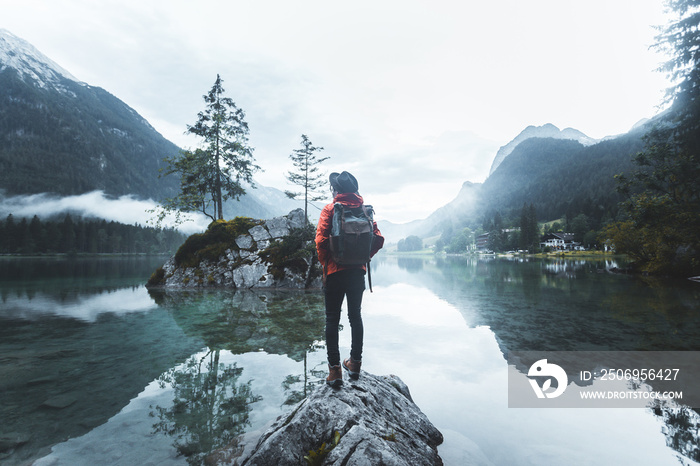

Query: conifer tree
left=161, top=75, right=259, bottom=221
left=519, top=203, right=539, bottom=252
left=654, top=0, right=700, bottom=150
left=284, top=134, right=329, bottom=223
left=602, top=0, right=700, bottom=274
left=3, top=214, right=17, bottom=253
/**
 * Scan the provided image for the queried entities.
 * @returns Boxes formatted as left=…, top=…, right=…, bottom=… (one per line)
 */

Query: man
left=315, top=171, right=384, bottom=387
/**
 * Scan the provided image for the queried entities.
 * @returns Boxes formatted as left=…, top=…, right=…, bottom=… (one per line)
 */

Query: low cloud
left=0, top=190, right=208, bottom=234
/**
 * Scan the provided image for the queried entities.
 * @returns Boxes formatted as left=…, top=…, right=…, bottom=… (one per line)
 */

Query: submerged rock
left=41, top=394, right=78, bottom=409
left=234, top=371, right=443, bottom=465
left=0, top=432, right=30, bottom=453
left=148, top=209, right=322, bottom=289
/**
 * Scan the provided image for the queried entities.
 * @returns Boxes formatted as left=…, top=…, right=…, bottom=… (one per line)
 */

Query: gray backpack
left=327, top=203, right=376, bottom=291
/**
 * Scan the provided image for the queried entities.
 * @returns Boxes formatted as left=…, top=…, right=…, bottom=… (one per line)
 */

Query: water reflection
left=393, top=255, right=700, bottom=352
left=653, top=403, right=700, bottom=463
left=377, top=255, right=700, bottom=464
left=145, top=289, right=328, bottom=464
left=152, top=350, right=261, bottom=465
left=5, top=256, right=700, bottom=465
left=0, top=256, right=165, bottom=289
left=396, top=256, right=424, bottom=272
left=147, top=289, right=326, bottom=362
left=0, top=256, right=166, bottom=321
left=0, top=304, right=203, bottom=465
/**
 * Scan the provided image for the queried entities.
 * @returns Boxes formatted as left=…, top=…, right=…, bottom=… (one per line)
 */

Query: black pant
left=324, top=268, right=365, bottom=367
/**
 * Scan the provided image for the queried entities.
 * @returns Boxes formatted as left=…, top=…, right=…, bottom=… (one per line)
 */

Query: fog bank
left=0, top=190, right=208, bottom=235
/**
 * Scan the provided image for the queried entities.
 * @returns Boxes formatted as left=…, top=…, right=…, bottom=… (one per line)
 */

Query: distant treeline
left=0, top=214, right=187, bottom=255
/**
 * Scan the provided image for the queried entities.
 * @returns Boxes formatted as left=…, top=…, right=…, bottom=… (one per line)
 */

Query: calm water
left=1, top=255, right=700, bottom=465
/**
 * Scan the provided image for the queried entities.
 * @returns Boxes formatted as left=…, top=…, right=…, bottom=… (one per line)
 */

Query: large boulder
left=235, top=371, right=443, bottom=465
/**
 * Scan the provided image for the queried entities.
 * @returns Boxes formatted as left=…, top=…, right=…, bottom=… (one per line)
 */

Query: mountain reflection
left=388, top=255, right=700, bottom=464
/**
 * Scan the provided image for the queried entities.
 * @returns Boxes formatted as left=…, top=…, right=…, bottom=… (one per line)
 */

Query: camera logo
left=527, top=359, right=568, bottom=399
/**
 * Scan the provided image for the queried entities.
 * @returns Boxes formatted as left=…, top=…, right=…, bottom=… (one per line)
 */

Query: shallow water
left=1, top=255, right=699, bottom=465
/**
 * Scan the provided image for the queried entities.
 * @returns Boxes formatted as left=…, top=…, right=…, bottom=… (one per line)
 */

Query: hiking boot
left=342, top=357, right=361, bottom=379
left=326, top=364, right=343, bottom=388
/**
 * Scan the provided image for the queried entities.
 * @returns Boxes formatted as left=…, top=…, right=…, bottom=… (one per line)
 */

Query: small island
left=147, top=209, right=322, bottom=290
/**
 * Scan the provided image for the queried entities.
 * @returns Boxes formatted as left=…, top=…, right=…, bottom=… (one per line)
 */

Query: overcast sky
left=4, top=0, right=671, bottom=223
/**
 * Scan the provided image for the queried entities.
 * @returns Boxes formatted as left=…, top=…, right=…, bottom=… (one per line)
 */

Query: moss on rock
left=174, top=217, right=264, bottom=268
left=146, top=266, right=166, bottom=287
left=260, top=225, right=317, bottom=281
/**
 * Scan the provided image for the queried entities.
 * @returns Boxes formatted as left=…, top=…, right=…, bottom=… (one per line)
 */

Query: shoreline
left=0, top=252, right=173, bottom=258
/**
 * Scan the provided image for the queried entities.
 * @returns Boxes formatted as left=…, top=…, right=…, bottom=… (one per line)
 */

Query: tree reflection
left=152, top=349, right=261, bottom=465
left=281, top=358, right=327, bottom=406
left=396, top=257, right=424, bottom=272
left=148, top=289, right=329, bottom=448
left=651, top=402, right=700, bottom=463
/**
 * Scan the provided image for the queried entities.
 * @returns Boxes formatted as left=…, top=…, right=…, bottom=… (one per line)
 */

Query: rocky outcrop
left=233, top=371, right=443, bottom=465
left=149, top=209, right=322, bottom=289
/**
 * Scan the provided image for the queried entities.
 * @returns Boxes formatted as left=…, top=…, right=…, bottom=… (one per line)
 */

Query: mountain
left=223, top=183, right=308, bottom=222
left=479, top=123, right=649, bottom=222
left=0, top=29, right=182, bottom=201
left=389, top=119, right=655, bottom=242
left=377, top=181, right=482, bottom=241
left=488, top=123, right=598, bottom=176
left=0, top=29, right=309, bottom=225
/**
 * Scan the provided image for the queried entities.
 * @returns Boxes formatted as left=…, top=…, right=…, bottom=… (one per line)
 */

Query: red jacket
left=315, top=193, right=385, bottom=276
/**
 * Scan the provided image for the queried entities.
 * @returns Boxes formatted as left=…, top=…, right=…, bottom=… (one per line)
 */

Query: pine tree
left=488, top=212, right=506, bottom=252
left=3, top=214, right=18, bottom=253
left=62, top=214, right=76, bottom=252
left=161, top=75, right=259, bottom=221
left=654, top=0, right=700, bottom=151
left=29, top=215, right=44, bottom=251
left=528, top=203, right=539, bottom=251
left=284, top=134, right=329, bottom=222
left=519, top=203, right=539, bottom=252
left=602, top=0, right=700, bottom=274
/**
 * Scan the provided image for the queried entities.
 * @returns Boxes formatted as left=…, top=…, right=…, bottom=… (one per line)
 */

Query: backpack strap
left=334, top=202, right=345, bottom=258
left=361, top=204, right=374, bottom=293
left=367, top=260, right=373, bottom=293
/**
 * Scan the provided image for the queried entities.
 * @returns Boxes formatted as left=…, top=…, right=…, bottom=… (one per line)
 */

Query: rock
left=0, top=432, right=30, bottom=452
left=151, top=209, right=321, bottom=290
left=287, top=208, right=306, bottom=230
left=237, top=372, right=443, bottom=465
left=265, top=216, right=290, bottom=239
left=235, top=234, right=255, bottom=250
left=225, top=249, right=239, bottom=261
left=41, top=394, right=77, bottom=409
left=26, top=376, right=55, bottom=386
left=249, top=225, right=271, bottom=242
left=233, top=262, right=272, bottom=288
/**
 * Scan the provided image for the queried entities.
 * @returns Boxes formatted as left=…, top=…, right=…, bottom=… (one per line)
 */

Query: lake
left=1, top=255, right=699, bottom=465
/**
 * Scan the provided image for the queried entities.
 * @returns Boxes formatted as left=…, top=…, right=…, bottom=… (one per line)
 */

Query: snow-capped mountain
left=0, top=29, right=308, bottom=225
left=0, top=29, right=181, bottom=201
left=0, top=29, right=79, bottom=88
left=488, top=123, right=598, bottom=175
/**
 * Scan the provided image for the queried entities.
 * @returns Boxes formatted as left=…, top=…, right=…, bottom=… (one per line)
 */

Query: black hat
left=329, top=171, right=359, bottom=194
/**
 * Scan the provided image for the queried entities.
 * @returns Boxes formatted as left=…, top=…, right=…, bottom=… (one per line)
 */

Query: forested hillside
left=0, top=214, right=185, bottom=255
left=421, top=124, right=652, bottom=254
left=0, top=68, right=181, bottom=200
left=479, top=127, right=646, bottom=226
